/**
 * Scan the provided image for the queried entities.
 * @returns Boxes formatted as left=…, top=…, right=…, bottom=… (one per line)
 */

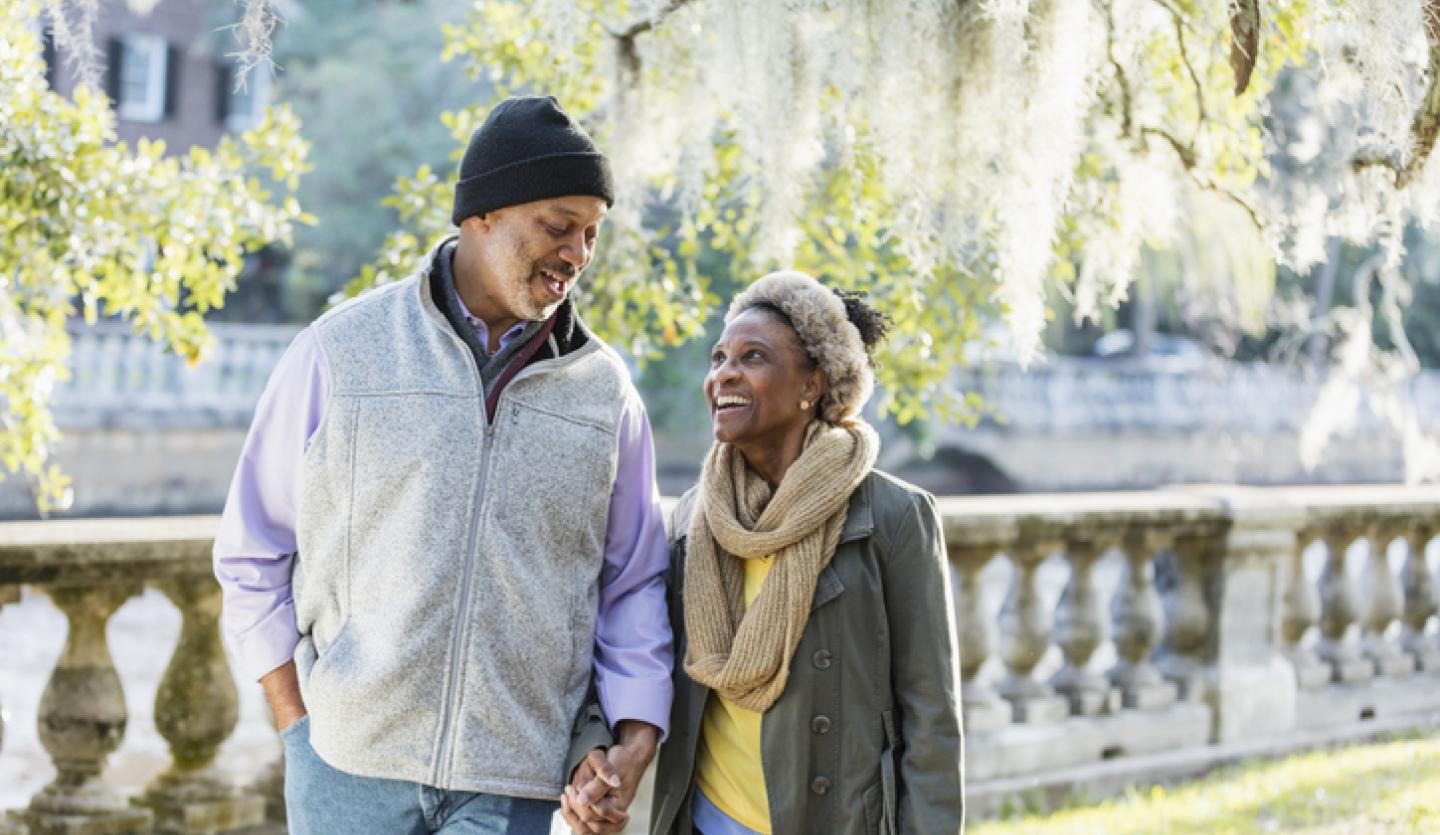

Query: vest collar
left=417, top=235, right=595, bottom=363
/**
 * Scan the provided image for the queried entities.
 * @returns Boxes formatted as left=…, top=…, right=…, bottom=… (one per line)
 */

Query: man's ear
left=462, top=213, right=494, bottom=235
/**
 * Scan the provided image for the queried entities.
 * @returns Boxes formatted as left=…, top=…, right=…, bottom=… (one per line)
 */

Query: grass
left=970, top=731, right=1440, bottom=835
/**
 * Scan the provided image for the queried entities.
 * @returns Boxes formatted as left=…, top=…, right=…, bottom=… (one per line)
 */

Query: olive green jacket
left=649, top=470, right=965, bottom=835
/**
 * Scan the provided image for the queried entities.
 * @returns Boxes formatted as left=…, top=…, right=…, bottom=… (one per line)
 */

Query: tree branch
left=609, top=0, right=701, bottom=40
left=1351, top=143, right=1404, bottom=182
left=1347, top=0, right=1440, bottom=187
left=1202, top=180, right=1265, bottom=230
left=1145, top=0, right=1197, bottom=34
left=1099, top=0, right=1135, bottom=139
left=1158, top=0, right=1206, bottom=135
left=1141, top=124, right=1264, bottom=229
left=1229, top=0, right=1260, bottom=95
left=1141, top=125, right=1196, bottom=169
left=1400, top=0, right=1440, bottom=187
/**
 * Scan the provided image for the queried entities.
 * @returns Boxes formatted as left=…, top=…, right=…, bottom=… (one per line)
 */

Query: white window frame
left=116, top=34, right=168, bottom=123
left=225, top=65, right=271, bottom=132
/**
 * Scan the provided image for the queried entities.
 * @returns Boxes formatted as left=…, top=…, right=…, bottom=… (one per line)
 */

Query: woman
left=652, top=271, right=964, bottom=834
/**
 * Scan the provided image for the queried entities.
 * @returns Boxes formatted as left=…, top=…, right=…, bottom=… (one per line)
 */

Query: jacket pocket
left=862, top=778, right=883, bottom=833
left=880, top=709, right=900, bottom=835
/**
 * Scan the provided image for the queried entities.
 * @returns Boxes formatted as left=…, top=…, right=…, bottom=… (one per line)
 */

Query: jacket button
left=811, top=715, right=831, bottom=734
left=811, top=776, right=831, bottom=796
left=812, top=649, right=833, bottom=670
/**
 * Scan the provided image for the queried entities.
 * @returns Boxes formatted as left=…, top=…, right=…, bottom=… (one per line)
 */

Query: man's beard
left=509, top=261, right=577, bottom=321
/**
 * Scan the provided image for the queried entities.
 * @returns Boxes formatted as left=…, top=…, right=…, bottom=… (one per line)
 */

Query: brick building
left=43, top=0, right=270, bottom=152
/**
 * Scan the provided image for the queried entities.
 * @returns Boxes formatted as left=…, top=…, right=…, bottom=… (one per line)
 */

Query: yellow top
left=693, top=552, right=776, bottom=834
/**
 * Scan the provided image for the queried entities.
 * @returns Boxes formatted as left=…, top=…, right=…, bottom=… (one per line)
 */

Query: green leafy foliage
left=0, top=0, right=309, bottom=511
left=347, top=0, right=1426, bottom=441
left=266, top=0, right=487, bottom=315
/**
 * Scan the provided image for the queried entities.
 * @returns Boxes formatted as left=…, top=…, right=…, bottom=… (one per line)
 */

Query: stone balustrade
left=0, top=518, right=276, bottom=835
left=953, top=484, right=1440, bottom=814
left=2, top=486, right=1439, bottom=830
left=54, top=323, right=298, bottom=430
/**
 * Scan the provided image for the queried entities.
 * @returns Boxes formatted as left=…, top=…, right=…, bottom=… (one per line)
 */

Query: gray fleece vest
left=292, top=247, right=633, bottom=798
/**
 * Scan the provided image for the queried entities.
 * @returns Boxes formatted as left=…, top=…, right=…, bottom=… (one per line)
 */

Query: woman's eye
left=744, top=350, right=763, bottom=361
left=710, top=352, right=725, bottom=365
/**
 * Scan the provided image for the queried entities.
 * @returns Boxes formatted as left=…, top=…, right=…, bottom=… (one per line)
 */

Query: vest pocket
left=300, top=617, right=355, bottom=706
left=488, top=402, right=613, bottom=556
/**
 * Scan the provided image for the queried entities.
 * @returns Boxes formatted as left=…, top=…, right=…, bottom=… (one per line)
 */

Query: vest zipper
left=430, top=347, right=499, bottom=788
left=429, top=356, right=558, bottom=787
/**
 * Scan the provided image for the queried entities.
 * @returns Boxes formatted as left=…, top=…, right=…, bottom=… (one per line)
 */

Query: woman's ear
left=803, top=369, right=828, bottom=411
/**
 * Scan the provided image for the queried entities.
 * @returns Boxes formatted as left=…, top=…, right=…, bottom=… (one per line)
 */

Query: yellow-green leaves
left=2, top=0, right=309, bottom=512
left=348, top=0, right=1348, bottom=432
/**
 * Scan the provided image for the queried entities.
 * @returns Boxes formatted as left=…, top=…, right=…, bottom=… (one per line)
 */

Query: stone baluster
left=951, top=545, right=1012, bottom=732
left=0, top=586, right=27, bottom=835
left=995, top=540, right=1069, bottom=723
left=134, top=578, right=267, bottom=833
left=1360, top=526, right=1416, bottom=677
left=1401, top=523, right=1440, bottom=672
left=1157, top=535, right=1214, bottom=701
left=1050, top=535, right=1114, bottom=715
left=19, top=584, right=153, bottom=834
left=1281, top=532, right=1330, bottom=689
left=1109, top=529, right=1178, bottom=709
left=1316, top=527, right=1375, bottom=683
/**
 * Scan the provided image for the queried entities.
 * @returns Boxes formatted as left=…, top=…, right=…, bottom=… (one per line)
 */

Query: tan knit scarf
left=683, top=419, right=879, bottom=712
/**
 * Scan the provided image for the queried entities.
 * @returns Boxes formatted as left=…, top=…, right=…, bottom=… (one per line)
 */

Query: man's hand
left=559, top=720, right=658, bottom=834
left=260, top=660, right=307, bottom=732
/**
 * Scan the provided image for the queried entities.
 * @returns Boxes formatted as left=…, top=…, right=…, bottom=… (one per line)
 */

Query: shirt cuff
left=597, top=670, right=673, bottom=743
left=230, top=598, right=302, bottom=682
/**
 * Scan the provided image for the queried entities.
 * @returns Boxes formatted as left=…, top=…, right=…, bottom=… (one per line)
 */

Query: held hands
left=560, top=720, right=658, bottom=834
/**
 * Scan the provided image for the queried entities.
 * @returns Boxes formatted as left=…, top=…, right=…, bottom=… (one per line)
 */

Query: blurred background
left=5, top=1, right=1440, bottom=832
left=6, top=0, right=1440, bottom=520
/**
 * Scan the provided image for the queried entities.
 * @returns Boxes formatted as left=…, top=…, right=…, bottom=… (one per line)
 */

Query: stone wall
left=1, top=485, right=1438, bottom=831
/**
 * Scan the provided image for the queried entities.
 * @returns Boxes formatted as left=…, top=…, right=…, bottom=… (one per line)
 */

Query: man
left=214, top=96, right=669, bottom=834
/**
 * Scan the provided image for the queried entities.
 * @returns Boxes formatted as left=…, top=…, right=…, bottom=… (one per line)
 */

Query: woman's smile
left=711, top=393, right=753, bottom=422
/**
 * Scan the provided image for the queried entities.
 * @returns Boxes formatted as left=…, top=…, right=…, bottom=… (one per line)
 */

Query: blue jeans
left=282, top=715, right=560, bottom=834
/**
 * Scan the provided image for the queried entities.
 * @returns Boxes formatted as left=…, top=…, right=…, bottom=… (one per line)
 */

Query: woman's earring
left=799, top=400, right=811, bottom=410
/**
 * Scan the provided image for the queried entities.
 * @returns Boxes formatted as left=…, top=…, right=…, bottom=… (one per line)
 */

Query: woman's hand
left=559, top=720, right=658, bottom=833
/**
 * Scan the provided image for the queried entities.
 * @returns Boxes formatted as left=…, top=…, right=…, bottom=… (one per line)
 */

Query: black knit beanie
left=451, top=96, right=614, bottom=226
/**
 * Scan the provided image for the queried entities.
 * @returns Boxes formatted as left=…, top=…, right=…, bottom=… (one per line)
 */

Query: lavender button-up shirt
left=213, top=309, right=673, bottom=737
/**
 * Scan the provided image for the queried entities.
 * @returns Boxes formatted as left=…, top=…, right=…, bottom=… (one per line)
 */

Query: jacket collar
left=838, top=473, right=875, bottom=545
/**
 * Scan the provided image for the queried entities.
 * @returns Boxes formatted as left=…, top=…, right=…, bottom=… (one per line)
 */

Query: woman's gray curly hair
left=726, top=270, right=874, bottom=424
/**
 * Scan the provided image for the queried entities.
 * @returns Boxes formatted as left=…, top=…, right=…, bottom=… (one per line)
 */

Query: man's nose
left=558, top=231, right=590, bottom=269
